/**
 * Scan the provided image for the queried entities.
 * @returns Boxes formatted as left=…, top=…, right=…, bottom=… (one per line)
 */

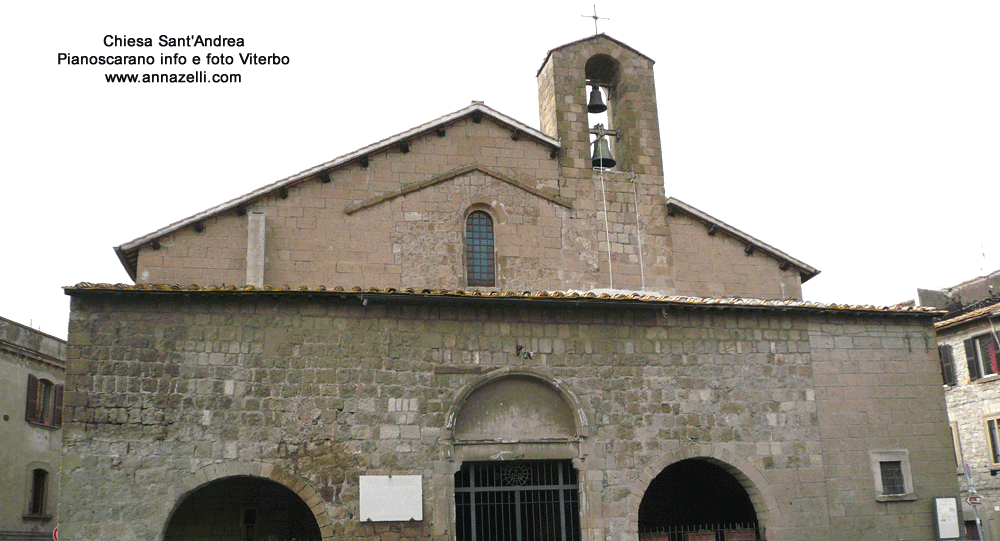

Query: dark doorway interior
left=638, top=459, right=758, bottom=540
left=164, top=476, right=321, bottom=541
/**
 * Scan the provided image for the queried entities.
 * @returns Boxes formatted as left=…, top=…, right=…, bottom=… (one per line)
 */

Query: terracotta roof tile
left=64, top=283, right=941, bottom=318
left=936, top=302, right=1000, bottom=330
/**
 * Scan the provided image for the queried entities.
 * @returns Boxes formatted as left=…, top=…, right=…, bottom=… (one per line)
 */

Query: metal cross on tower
left=581, top=5, right=609, bottom=35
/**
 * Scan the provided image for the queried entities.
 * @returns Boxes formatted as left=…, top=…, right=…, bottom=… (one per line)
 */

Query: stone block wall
left=126, top=33, right=811, bottom=303
left=810, top=315, right=956, bottom=539
left=60, top=290, right=953, bottom=541
left=667, top=213, right=802, bottom=301
left=939, top=320, right=1000, bottom=537
left=135, top=115, right=560, bottom=289
left=0, top=317, right=66, bottom=540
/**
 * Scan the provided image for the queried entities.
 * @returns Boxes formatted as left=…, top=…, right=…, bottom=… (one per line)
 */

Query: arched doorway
left=638, top=459, right=759, bottom=541
left=164, top=476, right=321, bottom=541
left=449, top=373, right=585, bottom=541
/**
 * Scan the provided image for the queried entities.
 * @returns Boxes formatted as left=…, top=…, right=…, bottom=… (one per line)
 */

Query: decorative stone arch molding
left=460, top=196, right=508, bottom=225
left=628, top=445, right=780, bottom=538
left=443, top=368, right=590, bottom=465
left=446, top=368, right=590, bottom=439
left=160, top=461, right=332, bottom=541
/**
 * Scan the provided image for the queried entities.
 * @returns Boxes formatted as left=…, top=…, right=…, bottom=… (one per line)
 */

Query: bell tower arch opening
left=638, top=459, right=759, bottom=541
left=585, top=54, right=620, bottom=170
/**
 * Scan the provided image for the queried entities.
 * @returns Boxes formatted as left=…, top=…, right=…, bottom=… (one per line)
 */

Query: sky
left=2, top=1, right=998, bottom=340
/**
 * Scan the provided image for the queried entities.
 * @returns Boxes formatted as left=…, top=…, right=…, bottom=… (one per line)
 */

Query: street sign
left=968, top=495, right=984, bottom=506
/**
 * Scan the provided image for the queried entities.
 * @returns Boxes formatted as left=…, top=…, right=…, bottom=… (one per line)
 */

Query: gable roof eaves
left=665, top=197, right=820, bottom=283
left=65, top=282, right=943, bottom=319
left=114, top=103, right=561, bottom=280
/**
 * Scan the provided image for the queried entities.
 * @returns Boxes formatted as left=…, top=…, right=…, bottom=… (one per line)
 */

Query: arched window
left=28, top=468, right=48, bottom=517
left=465, top=211, right=495, bottom=287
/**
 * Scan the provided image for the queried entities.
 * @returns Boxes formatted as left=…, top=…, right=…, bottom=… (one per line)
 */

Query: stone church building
left=61, top=35, right=956, bottom=541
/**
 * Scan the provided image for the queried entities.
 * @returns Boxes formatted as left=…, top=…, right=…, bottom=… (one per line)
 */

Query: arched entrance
left=638, top=459, right=759, bottom=541
left=163, top=476, right=321, bottom=541
left=448, top=372, right=587, bottom=541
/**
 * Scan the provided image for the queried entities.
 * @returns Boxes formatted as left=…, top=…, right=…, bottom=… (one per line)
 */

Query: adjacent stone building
left=60, top=34, right=958, bottom=541
left=0, top=316, right=66, bottom=541
left=920, top=271, right=1000, bottom=539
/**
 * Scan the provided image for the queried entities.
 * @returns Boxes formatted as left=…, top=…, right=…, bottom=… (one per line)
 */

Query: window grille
left=879, top=461, right=905, bottom=495
left=466, top=211, right=495, bottom=287
left=455, top=460, right=580, bottom=541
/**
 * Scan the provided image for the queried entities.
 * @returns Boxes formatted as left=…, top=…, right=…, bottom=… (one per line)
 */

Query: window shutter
left=939, top=345, right=956, bottom=386
left=988, top=335, right=1000, bottom=375
left=967, top=338, right=981, bottom=381
left=25, top=374, right=39, bottom=422
left=53, top=384, right=64, bottom=428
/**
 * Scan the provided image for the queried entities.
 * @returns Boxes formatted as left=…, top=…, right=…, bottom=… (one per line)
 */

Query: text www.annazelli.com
left=104, top=72, right=241, bottom=83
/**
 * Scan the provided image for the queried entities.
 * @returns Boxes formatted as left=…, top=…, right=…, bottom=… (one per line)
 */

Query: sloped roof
left=665, top=198, right=820, bottom=283
left=113, top=102, right=560, bottom=280
left=936, top=297, right=1000, bottom=331
left=65, top=282, right=940, bottom=319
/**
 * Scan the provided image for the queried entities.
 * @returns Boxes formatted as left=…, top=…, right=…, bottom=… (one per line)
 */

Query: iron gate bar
left=457, top=483, right=580, bottom=493
left=558, top=465, right=568, bottom=541
left=456, top=460, right=581, bottom=541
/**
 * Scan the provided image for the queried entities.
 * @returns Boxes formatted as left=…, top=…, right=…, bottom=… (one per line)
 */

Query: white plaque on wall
left=359, top=475, right=423, bottom=522
left=934, top=496, right=960, bottom=540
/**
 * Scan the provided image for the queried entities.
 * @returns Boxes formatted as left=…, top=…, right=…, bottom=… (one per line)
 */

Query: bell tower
left=537, top=35, right=673, bottom=294
left=537, top=34, right=663, bottom=180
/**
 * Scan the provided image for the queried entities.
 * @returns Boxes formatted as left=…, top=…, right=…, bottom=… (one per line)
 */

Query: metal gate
left=455, top=460, right=581, bottom=541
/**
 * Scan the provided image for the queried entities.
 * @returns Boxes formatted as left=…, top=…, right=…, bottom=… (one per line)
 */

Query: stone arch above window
left=465, top=209, right=496, bottom=287
left=451, top=373, right=581, bottom=442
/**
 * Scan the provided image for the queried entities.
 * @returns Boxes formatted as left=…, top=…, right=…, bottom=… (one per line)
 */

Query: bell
left=587, top=85, right=607, bottom=114
left=591, top=136, right=616, bottom=169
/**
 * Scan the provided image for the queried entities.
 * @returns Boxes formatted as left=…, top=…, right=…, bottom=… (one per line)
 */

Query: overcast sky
left=2, top=1, right=998, bottom=339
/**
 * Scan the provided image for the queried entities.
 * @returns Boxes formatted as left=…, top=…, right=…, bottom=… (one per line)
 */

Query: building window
left=868, top=450, right=915, bottom=501
left=987, top=417, right=1000, bottom=464
left=940, top=345, right=956, bottom=386
left=966, top=333, right=1000, bottom=381
left=25, top=374, right=63, bottom=428
left=966, top=520, right=982, bottom=540
left=879, top=461, right=905, bottom=495
left=26, top=468, right=49, bottom=518
left=465, top=210, right=495, bottom=287
left=951, top=422, right=964, bottom=467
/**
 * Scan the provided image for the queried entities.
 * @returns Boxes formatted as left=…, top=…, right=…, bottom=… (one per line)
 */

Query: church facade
left=61, top=35, right=956, bottom=541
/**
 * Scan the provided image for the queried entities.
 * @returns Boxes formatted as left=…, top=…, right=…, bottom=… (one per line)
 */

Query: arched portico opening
left=163, top=475, right=321, bottom=541
left=447, top=371, right=587, bottom=541
left=638, top=459, right=759, bottom=541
